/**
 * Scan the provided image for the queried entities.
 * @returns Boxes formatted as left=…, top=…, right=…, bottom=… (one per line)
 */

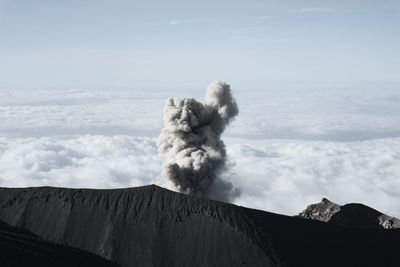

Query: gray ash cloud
left=157, top=81, right=239, bottom=202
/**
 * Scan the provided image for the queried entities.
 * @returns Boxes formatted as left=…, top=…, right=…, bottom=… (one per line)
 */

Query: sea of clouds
left=0, top=86, right=399, bottom=216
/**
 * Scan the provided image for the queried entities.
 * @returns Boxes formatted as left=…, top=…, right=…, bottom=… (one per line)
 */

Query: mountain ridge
left=0, top=185, right=399, bottom=267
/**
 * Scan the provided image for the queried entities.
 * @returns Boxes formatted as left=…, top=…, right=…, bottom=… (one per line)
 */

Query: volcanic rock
left=0, top=185, right=399, bottom=267
left=0, top=221, right=119, bottom=267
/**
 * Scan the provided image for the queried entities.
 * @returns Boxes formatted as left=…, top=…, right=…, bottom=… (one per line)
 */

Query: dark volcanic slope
left=298, top=198, right=400, bottom=229
left=0, top=185, right=399, bottom=267
left=0, top=221, right=119, bottom=267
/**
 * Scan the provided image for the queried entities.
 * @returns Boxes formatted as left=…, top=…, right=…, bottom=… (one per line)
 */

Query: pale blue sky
left=0, top=0, right=399, bottom=89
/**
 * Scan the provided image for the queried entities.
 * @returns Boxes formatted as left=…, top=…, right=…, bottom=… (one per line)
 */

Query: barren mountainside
left=0, top=185, right=399, bottom=267
left=0, top=221, right=119, bottom=267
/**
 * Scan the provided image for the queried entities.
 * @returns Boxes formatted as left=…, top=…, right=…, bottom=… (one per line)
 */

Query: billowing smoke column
left=157, top=81, right=240, bottom=202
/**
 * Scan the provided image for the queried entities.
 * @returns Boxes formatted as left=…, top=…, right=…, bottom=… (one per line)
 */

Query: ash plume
left=157, top=81, right=240, bottom=202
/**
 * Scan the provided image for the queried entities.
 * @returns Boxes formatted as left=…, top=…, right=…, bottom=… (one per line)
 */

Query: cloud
left=1, top=87, right=400, bottom=217
left=300, top=7, right=332, bottom=13
left=0, top=135, right=163, bottom=188
left=0, top=135, right=399, bottom=218
left=227, top=88, right=400, bottom=141
left=0, top=89, right=166, bottom=137
left=226, top=137, right=400, bottom=217
left=1, top=87, right=400, bottom=141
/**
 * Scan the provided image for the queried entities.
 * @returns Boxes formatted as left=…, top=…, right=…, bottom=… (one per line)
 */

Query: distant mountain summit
left=298, top=198, right=400, bottom=229
left=298, top=198, right=341, bottom=222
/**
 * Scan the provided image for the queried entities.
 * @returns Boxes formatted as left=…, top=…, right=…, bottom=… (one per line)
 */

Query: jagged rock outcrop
left=0, top=185, right=399, bottom=267
left=298, top=198, right=341, bottom=222
left=298, top=198, right=400, bottom=229
left=0, top=221, right=119, bottom=267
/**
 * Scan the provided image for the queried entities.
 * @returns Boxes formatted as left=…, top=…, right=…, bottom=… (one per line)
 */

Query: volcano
left=0, top=185, right=398, bottom=267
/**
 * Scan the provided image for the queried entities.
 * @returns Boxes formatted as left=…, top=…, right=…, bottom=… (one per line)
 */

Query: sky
left=0, top=0, right=399, bottom=89
left=0, top=1, right=399, bottom=217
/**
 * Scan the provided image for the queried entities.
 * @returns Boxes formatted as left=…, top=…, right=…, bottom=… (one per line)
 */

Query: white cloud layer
left=0, top=87, right=399, bottom=217
left=0, top=135, right=399, bottom=217
left=1, top=87, right=399, bottom=141
left=226, top=137, right=400, bottom=217
left=0, top=135, right=162, bottom=188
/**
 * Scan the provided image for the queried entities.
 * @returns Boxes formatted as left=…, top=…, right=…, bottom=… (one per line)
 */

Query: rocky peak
left=298, top=198, right=400, bottom=229
left=297, top=198, right=341, bottom=222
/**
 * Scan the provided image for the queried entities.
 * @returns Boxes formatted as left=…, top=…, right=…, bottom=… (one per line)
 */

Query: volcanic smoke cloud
left=157, top=81, right=240, bottom=202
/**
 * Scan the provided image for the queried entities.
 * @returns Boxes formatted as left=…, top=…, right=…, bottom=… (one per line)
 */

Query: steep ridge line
left=0, top=185, right=399, bottom=267
left=0, top=185, right=279, bottom=267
